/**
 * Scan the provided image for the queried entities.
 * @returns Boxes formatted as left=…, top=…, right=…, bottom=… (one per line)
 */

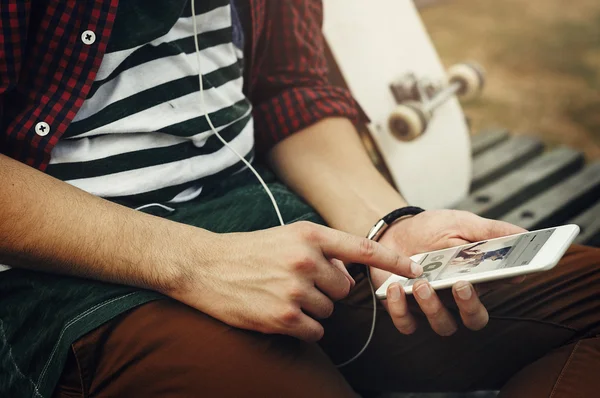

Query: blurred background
left=418, top=0, right=600, bottom=160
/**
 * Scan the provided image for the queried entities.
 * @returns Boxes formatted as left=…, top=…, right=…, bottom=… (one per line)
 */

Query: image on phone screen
left=404, top=228, right=557, bottom=288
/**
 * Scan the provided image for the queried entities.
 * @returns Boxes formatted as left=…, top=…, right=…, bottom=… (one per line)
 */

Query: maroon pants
left=54, top=245, right=600, bottom=397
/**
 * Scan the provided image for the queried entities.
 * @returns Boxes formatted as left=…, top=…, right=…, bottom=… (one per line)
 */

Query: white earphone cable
left=190, top=1, right=375, bottom=367
left=191, top=0, right=284, bottom=227
left=135, top=203, right=176, bottom=213
left=334, top=267, right=378, bottom=368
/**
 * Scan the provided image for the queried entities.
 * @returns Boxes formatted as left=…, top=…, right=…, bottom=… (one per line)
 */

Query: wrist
left=366, top=206, right=425, bottom=242
left=376, top=208, right=428, bottom=259
left=323, top=192, right=408, bottom=237
left=141, top=220, right=215, bottom=297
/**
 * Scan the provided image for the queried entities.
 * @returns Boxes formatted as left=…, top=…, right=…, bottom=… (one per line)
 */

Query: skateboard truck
left=388, top=62, right=485, bottom=141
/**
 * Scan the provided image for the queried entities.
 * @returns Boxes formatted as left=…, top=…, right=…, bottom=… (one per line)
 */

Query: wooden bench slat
left=471, top=136, right=545, bottom=191
left=570, top=201, right=600, bottom=246
left=456, top=148, right=584, bottom=219
left=471, top=128, right=510, bottom=156
left=501, top=162, right=600, bottom=230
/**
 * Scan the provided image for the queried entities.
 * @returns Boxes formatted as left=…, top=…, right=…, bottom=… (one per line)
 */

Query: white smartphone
left=375, top=224, right=580, bottom=299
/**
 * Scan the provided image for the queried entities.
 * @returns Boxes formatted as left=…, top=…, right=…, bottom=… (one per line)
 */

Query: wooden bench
left=457, top=128, right=600, bottom=248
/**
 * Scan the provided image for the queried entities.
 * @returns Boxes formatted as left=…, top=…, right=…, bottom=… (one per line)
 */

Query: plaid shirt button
left=35, top=122, right=51, bottom=137
left=81, top=30, right=96, bottom=45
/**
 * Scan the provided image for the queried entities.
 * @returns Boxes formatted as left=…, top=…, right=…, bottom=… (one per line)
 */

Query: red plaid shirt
left=0, top=0, right=360, bottom=171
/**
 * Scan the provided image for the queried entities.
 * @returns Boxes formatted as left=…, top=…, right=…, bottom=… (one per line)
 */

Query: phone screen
left=403, top=228, right=557, bottom=288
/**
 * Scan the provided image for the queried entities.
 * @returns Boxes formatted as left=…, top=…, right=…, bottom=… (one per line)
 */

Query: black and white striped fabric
left=46, top=0, right=254, bottom=204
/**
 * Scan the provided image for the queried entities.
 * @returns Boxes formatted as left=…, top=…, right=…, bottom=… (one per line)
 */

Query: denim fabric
left=0, top=166, right=323, bottom=398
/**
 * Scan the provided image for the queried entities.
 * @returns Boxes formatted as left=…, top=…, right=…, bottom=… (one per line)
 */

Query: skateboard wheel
left=388, top=102, right=430, bottom=141
left=448, top=62, right=485, bottom=100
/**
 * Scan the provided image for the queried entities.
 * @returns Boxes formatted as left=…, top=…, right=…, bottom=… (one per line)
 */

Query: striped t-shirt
left=46, top=0, right=254, bottom=204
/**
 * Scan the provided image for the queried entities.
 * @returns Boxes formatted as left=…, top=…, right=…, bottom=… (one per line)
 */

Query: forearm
left=267, top=117, right=407, bottom=236
left=0, top=154, right=211, bottom=293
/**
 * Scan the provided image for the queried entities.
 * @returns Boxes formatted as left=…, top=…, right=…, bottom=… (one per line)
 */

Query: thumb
left=459, top=211, right=527, bottom=242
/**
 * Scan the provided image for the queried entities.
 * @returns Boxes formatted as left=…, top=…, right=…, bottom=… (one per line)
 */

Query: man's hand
left=266, top=118, right=524, bottom=337
left=372, top=210, right=526, bottom=336
left=166, top=221, right=422, bottom=342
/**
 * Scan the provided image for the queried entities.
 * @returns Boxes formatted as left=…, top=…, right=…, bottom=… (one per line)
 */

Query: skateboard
left=322, top=0, right=484, bottom=209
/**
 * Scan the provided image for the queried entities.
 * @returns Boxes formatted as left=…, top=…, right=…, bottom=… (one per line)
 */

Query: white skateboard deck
left=323, top=0, right=472, bottom=209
